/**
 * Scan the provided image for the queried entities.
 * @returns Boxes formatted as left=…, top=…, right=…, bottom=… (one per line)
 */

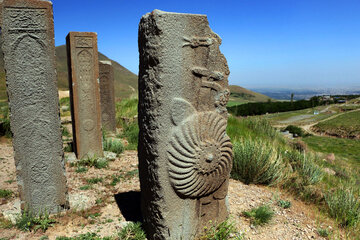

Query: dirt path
left=0, top=139, right=344, bottom=240
left=301, top=108, right=360, bottom=136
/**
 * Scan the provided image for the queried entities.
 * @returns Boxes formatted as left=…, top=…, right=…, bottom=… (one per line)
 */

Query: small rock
left=2, top=200, right=21, bottom=224
left=323, top=168, right=336, bottom=176
left=69, top=193, right=95, bottom=210
left=325, top=153, right=335, bottom=164
left=104, top=151, right=117, bottom=161
left=65, top=152, right=77, bottom=163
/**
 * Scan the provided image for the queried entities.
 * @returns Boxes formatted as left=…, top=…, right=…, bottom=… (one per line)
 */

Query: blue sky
left=53, top=0, right=360, bottom=89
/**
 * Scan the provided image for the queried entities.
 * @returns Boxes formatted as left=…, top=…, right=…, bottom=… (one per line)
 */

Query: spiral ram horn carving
left=168, top=99, right=233, bottom=198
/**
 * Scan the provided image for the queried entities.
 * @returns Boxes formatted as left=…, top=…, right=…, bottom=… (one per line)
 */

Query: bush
left=243, top=205, right=274, bottom=226
left=74, top=156, right=108, bottom=169
left=290, top=139, right=308, bottom=153
left=118, top=222, right=146, bottom=240
left=285, top=151, right=323, bottom=186
left=284, top=125, right=306, bottom=137
left=103, top=138, right=124, bottom=155
left=231, top=139, right=285, bottom=185
left=325, top=187, right=360, bottom=227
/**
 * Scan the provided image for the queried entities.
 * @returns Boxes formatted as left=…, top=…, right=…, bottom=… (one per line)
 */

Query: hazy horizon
left=53, top=0, right=360, bottom=89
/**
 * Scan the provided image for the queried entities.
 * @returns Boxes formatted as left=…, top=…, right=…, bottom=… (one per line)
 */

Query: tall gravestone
left=138, top=10, right=233, bottom=239
left=1, top=0, right=68, bottom=213
left=99, top=60, right=116, bottom=133
left=66, top=32, right=103, bottom=159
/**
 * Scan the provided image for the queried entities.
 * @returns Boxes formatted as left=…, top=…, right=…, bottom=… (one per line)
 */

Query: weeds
left=231, top=139, right=285, bottom=185
left=118, top=222, right=146, bottom=240
left=73, top=156, right=108, bottom=169
left=15, top=210, right=56, bottom=232
left=103, top=138, right=124, bottom=155
left=119, top=121, right=139, bottom=150
left=317, top=228, right=331, bottom=237
left=79, top=185, right=92, bottom=191
left=277, top=200, right=291, bottom=209
left=56, top=232, right=112, bottom=240
left=86, top=177, right=103, bottom=184
left=243, top=205, right=274, bottom=226
left=325, top=187, right=360, bottom=227
left=198, top=219, right=243, bottom=240
left=75, top=166, right=88, bottom=173
left=0, top=189, right=13, bottom=199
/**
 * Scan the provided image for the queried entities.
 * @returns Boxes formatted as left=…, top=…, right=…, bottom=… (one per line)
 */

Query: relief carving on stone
left=168, top=98, right=232, bottom=198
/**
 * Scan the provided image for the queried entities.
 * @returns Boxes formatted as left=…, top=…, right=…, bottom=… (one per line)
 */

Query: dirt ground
left=0, top=136, right=346, bottom=240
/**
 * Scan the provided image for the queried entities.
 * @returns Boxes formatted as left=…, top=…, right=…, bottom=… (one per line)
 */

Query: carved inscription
left=2, top=3, right=67, bottom=214
left=99, top=61, right=116, bottom=132
left=67, top=32, right=103, bottom=159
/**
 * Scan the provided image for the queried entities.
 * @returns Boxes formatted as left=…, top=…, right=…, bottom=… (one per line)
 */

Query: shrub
left=231, top=139, right=285, bottom=185
left=118, top=222, right=146, bottom=240
left=243, top=205, right=274, bottom=226
left=285, top=151, right=323, bottom=186
left=75, top=167, right=88, bottom=173
left=103, top=138, right=124, bottom=155
left=325, top=187, right=360, bottom=227
left=61, top=125, right=71, bottom=137
left=0, top=118, right=12, bottom=138
left=290, top=139, right=308, bottom=153
left=284, top=125, right=306, bottom=137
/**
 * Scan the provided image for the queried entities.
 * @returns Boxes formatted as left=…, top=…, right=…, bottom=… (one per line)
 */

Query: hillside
left=0, top=45, right=138, bottom=100
left=228, top=85, right=272, bottom=106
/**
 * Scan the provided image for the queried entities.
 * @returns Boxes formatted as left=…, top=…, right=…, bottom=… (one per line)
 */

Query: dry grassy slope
left=0, top=45, right=138, bottom=100
left=229, top=85, right=272, bottom=103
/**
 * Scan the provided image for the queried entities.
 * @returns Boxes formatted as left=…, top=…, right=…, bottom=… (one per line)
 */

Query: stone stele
left=138, top=10, right=233, bottom=239
left=1, top=0, right=68, bottom=213
left=66, top=32, right=103, bottom=159
left=99, top=60, right=116, bottom=133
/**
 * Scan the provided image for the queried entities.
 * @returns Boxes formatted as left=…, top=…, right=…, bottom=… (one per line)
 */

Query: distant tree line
left=227, top=97, right=323, bottom=116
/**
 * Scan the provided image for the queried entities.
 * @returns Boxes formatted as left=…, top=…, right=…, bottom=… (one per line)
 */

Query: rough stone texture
left=138, top=10, right=233, bottom=239
left=99, top=60, right=116, bottom=133
left=1, top=0, right=68, bottom=213
left=66, top=32, right=103, bottom=159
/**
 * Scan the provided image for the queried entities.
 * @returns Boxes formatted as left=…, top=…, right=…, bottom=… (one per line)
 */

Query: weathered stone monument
left=1, top=0, right=68, bottom=213
left=66, top=32, right=103, bottom=159
left=138, top=10, right=233, bottom=239
left=99, top=60, right=116, bottom=133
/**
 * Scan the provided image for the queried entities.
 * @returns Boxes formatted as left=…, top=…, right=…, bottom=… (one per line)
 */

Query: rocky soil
left=0, top=137, right=344, bottom=240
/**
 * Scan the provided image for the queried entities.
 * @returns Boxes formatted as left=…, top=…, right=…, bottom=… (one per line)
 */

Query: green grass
left=303, top=136, right=360, bottom=164
left=72, top=156, right=109, bottom=169
left=325, top=187, right=360, bottom=227
left=231, top=139, right=285, bottom=186
left=277, top=200, right=291, bottom=209
left=313, top=110, right=360, bottom=138
left=0, top=189, right=13, bottom=198
left=243, top=205, right=274, bottom=226
left=56, top=233, right=112, bottom=240
left=85, top=177, right=103, bottom=184
left=75, top=167, right=88, bottom=173
left=15, top=210, right=56, bottom=232
left=79, top=185, right=92, bottom=191
left=198, top=219, right=243, bottom=240
left=103, top=138, right=124, bottom=155
left=117, top=222, right=146, bottom=240
left=116, top=98, right=139, bottom=150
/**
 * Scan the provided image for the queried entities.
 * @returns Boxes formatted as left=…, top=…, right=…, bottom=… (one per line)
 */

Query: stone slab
left=66, top=32, right=103, bottom=159
left=138, top=9, right=233, bottom=239
left=1, top=0, right=68, bottom=213
left=99, top=60, right=116, bottom=132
